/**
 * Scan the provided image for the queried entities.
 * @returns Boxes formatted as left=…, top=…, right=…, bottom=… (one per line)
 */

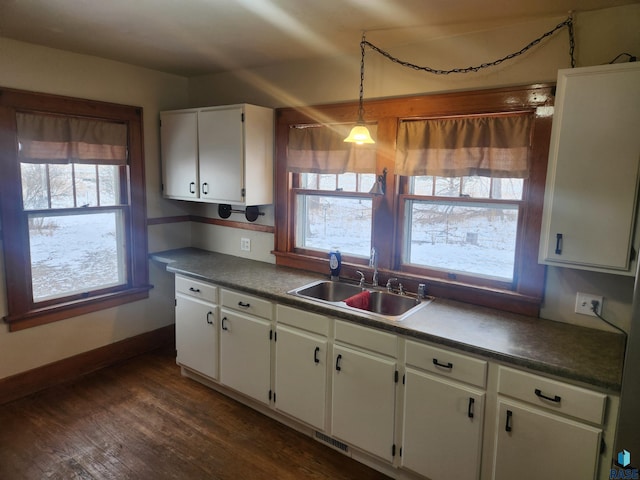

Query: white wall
left=0, top=38, right=191, bottom=379
left=187, top=5, right=640, bottom=332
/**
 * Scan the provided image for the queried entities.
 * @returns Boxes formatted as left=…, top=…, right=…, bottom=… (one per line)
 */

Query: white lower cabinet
left=401, top=340, right=487, bottom=480
left=174, top=275, right=219, bottom=380
left=274, top=305, right=329, bottom=431
left=492, top=399, right=602, bottom=480
left=491, top=366, right=607, bottom=480
left=331, top=321, right=398, bottom=463
left=175, top=294, right=218, bottom=380
left=274, top=324, right=328, bottom=430
left=219, top=288, right=273, bottom=405
left=173, top=283, right=616, bottom=480
left=402, top=368, right=485, bottom=480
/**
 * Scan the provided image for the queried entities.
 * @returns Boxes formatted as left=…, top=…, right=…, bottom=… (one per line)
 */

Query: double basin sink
left=288, top=279, right=433, bottom=321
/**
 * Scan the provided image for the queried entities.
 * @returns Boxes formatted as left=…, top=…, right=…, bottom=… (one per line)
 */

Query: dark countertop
left=152, top=247, right=626, bottom=393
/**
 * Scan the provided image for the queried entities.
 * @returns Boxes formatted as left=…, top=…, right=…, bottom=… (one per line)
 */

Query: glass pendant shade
left=344, top=124, right=375, bottom=144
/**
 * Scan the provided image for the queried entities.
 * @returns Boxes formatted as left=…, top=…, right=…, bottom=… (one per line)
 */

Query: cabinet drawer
left=276, top=304, right=330, bottom=336
left=335, top=320, right=397, bottom=358
left=405, top=340, right=487, bottom=388
left=221, top=288, right=273, bottom=320
left=497, top=366, right=607, bottom=424
left=175, top=275, right=217, bottom=303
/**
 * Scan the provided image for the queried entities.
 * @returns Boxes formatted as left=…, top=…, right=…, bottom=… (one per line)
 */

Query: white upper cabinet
left=161, top=104, right=274, bottom=206
left=160, top=110, right=199, bottom=200
left=539, top=62, right=640, bottom=274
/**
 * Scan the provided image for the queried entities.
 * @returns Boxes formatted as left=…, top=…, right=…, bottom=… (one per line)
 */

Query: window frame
left=0, top=88, right=150, bottom=331
left=275, top=85, right=553, bottom=316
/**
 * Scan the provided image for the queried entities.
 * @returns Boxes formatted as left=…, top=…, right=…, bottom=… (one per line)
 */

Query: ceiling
left=1, top=0, right=637, bottom=77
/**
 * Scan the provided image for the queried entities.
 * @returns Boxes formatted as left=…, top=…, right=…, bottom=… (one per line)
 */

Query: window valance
left=287, top=123, right=377, bottom=174
left=395, top=113, right=533, bottom=178
left=16, top=113, right=128, bottom=165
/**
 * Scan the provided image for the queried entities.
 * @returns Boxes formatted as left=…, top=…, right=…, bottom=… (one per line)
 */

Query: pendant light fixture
left=344, top=33, right=375, bottom=144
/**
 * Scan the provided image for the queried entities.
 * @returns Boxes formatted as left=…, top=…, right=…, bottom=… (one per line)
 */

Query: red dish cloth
left=345, top=290, right=370, bottom=310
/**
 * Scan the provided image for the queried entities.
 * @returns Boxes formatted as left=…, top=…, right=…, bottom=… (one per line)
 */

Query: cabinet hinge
left=392, top=444, right=396, bottom=457
left=631, top=246, right=637, bottom=262
left=241, top=112, right=245, bottom=122
left=269, top=389, right=272, bottom=401
left=402, top=373, right=405, bottom=385
left=174, top=298, right=177, bottom=307
left=600, top=437, right=606, bottom=454
left=269, top=330, right=273, bottom=340
left=241, top=188, right=246, bottom=197
left=394, top=370, right=399, bottom=383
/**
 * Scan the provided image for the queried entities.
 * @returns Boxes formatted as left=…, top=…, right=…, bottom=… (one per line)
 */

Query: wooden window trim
left=275, top=84, right=553, bottom=316
left=0, top=88, right=150, bottom=332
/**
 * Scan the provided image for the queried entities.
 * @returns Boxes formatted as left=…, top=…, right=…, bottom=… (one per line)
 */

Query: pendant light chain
left=361, top=14, right=576, bottom=75
left=358, top=32, right=366, bottom=122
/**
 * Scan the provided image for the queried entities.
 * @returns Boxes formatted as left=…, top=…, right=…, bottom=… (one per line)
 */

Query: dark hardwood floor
left=0, top=348, right=391, bottom=480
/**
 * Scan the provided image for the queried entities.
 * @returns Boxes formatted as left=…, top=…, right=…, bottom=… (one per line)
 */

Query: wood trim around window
left=0, top=87, right=150, bottom=331
left=274, top=84, right=554, bottom=316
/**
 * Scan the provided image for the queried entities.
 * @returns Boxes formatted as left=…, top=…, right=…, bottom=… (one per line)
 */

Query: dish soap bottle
left=329, top=248, right=341, bottom=281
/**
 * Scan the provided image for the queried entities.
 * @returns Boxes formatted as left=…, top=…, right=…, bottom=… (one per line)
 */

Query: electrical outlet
left=240, top=237, right=251, bottom=252
left=575, top=292, right=603, bottom=316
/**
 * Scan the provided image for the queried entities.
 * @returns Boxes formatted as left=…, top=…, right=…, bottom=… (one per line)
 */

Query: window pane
left=405, top=200, right=519, bottom=281
left=296, top=194, right=371, bottom=257
left=75, top=164, right=98, bottom=207
left=461, top=176, right=491, bottom=198
left=28, top=210, right=127, bottom=301
left=358, top=174, right=376, bottom=193
left=20, top=163, right=49, bottom=210
left=337, top=173, right=356, bottom=191
left=412, top=176, right=434, bottom=195
left=300, top=173, right=318, bottom=190
left=318, top=174, right=337, bottom=190
left=491, top=178, right=524, bottom=200
left=49, top=164, right=74, bottom=209
left=98, top=165, right=120, bottom=206
left=434, top=177, right=461, bottom=197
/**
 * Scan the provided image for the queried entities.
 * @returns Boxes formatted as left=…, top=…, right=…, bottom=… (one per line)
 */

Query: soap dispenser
left=329, top=248, right=341, bottom=281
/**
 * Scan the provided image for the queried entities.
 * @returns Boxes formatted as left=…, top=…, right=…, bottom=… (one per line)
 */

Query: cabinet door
left=219, top=308, right=271, bottom=404
left=198, top=107, right=244, bottom=204
left=274, top=325, right=327, bottom=430
left=540, top=63, right=640, bottom=273
left=160, top=111, right=199, bottom=200
left=175, top=294, right=217, bottom=380
left=402, top=368, right=485, bottom=480
left=493, top=400, right=601, bottom=480
left=331, top=344, right=396, bottom=462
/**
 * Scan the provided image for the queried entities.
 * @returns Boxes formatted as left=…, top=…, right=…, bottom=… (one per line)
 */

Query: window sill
left=4, top=286, right=152, bottom=332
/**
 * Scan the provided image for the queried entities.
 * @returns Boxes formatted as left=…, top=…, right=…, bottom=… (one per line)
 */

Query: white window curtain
left=395, top=113, right=533, bottom=178
left=16, top=113, right=128, bottom=165
left=287, top=123, right=377, bottom=174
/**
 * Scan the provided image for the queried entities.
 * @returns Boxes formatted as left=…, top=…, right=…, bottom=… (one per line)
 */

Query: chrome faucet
left=386, top=277, right=398, bottom=292
left=355, top=270, right=366, bottom=288
left=369, top=247, right=379, bottom=287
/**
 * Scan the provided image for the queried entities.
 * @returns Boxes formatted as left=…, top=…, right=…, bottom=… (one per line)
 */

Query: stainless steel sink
left=367, top=291, right=421, bottom=316
left=288, top=280, right=432, bottom=321
left=292, top=280, right=364, bottom=302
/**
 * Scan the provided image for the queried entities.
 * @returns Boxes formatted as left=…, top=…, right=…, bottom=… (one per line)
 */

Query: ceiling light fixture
left=344, top=33, right=375, bottom=145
